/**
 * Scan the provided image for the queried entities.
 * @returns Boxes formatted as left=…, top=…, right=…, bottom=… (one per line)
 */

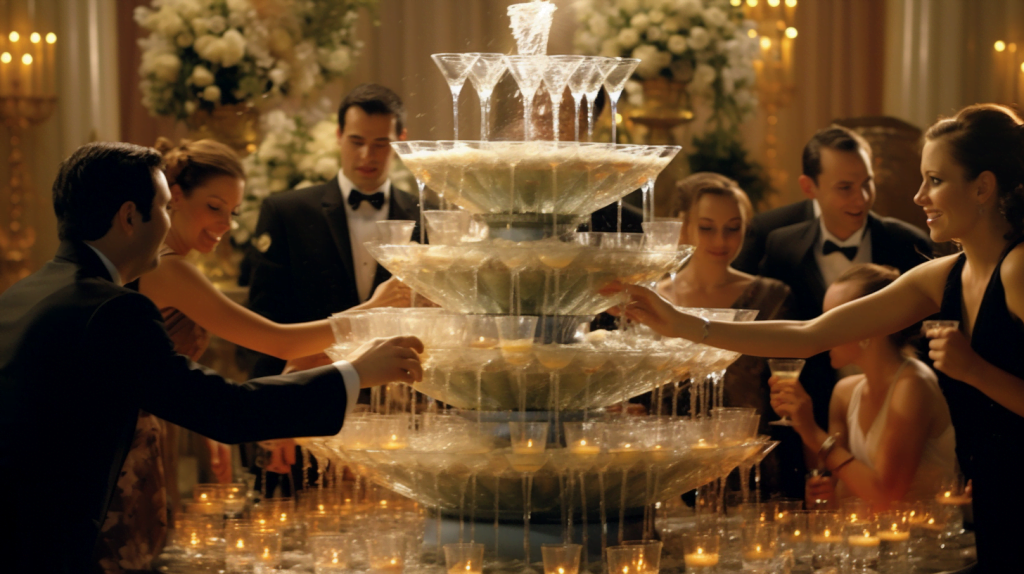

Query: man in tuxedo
left=754, top=126, right=932, bottom=497
left=731, top=197, right=815, bottom=274
left=0, top=142, right=422, bottom=573
left=246, top=83, right=421, bottom=378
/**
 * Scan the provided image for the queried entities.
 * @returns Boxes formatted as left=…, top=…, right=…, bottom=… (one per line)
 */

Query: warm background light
left=768, top=0, right=780, bottom=7
left=748, top=29, right=758, bottom=38
left=785, top=27, right=798, bottom=39
left=747, top=0, right=758, bottom=7
left=30, top=32, right=41, bottom=44
left=21, top=53, right=32, bottom=65
left=731, top=0, right=742, bottom=5
left=0, top=52, right=11, bottom=64
left=45, top=33, right=56, bottom=44
left=785, top=0, right=797, bottom=6
left=9, top=31, right=20, bottom=42
left=995, top=40, right=1006, bottom=52
left=760, top=37, right=772, bottom=50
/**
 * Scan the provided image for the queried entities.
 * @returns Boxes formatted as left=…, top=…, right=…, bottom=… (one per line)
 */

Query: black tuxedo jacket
left=0, top=241, right=350, bottom=573
left=245, top=179, right=421, bottom=376
left=732, top=199, right=816, bottom=274
left=759, top=213, right=932, bottom=428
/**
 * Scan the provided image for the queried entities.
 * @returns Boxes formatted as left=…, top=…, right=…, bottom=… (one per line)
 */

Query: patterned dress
left=95, top=307, right=208, bottom=573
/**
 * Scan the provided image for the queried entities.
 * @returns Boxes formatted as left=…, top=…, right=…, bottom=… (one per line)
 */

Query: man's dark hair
left=338, top=83, right=406, bottom=136
left=801, top=125, right=872, bottom=184
left=52, top=142, right=163, bottom=242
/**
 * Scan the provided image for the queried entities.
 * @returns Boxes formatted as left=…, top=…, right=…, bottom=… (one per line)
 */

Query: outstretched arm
left=610, top=255, right=955, bottom=358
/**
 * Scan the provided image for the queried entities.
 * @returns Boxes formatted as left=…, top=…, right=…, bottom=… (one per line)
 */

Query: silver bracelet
left=818, top=433, right=840, bottom=463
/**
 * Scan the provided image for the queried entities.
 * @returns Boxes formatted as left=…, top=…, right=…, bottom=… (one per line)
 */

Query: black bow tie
left=348, top=189, right=385, bottom=210
left=823, top=240, right=858, bottom=260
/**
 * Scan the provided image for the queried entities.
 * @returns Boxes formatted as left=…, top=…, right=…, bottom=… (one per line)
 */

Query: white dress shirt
left=337, top=171, right=390, bottom=303
left=815, top=217, right=872, bottom=288
left=86, top=242, right=361, bottom=414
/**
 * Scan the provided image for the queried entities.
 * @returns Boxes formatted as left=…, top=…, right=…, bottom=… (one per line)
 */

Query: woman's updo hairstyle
left=670, top=172, right=754, bottom=227
left=834, top=264, right=920, bottom=357
left=924, top=103, right=1024, bottom=242
left=154, top=137, right=245, bottom=197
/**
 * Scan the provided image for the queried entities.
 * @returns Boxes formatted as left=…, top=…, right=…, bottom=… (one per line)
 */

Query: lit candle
left=742, top=544, right=775, bottom=561
left=44, top=32, right=55, bottom=96
left=936, top=491, right=970, bottom=505
left=847, top=533, right=880, bottom=548
left=512, top=438, right=546, bottom=454
left=381, top=433, right=408, bottom=450
left=29, top=31, right=41, bottom=96
left=877, top=530, right=910, bottom=542
left=683, top=548, right=719, bottom=567
left=568, top=440, right=600, bottom=456
left=19, top=52, right=31, bottom=96
left=811, top=529, right=838, bottom=544
left=449, top=561, right=482, bottom=574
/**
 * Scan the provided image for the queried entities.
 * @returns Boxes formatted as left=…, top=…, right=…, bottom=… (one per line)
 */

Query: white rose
left=226, top=0, right=252, bottom=16
left=702, top=7, right=728, bottom=28
left=184, top=100, right=197, bottom=115
left=676, top=0, right=702, bottom=18
left=269, top=178, right=289, bottom=192
left=153, top=7, right=186, bottom=37
left=690, top=63, right=716, bottom=92
left=631, top=45, right=670, bottom=79
left=688, top=26, right=710, bottom=50
left=263, top=110, right=295, bottom=133
left=152, top=53, right=181, bottom=82
left=207, top=15, right=227, bottom=35
left=193, top=35, right=224, bottom=64
left=268, top=66, right=289, bottom=87
left=630, top=13, right=650, bottom=30
left=175, top=32, right=194, bottom=48
left=648, top=10, right=665, bottom=24
left=667, top=34, right=688, bottom=55
left=191, top=17, right=209, bottom=36
left=588, top=14, right=610, bottom=38
left=133, top=6, right=153, bottom=27
left=189, top=65, right=214, bottom=87
left=617, top=28, right=640, bottom=49
left=662, top=17, right=681, bottom=33
left=576, top=31, right=600, bottom=54
left=720, top=66, right=736, bottom=95
left=646, top=26, right=664, bottom=42
left=202, top=85, right=222, bottom=103
left=314, top=157, right=340, bottom=180
left=220, top=29, right=246, bottom=68
left=617, top=0, right=640, bottom=12
left=734, top=87, right=755, bottom=109
left=320, top=45, right=351, bottom=73
left=268, top=28, right=294, bottom=57
left=723, top=22, right=737, bottom=37
left=600, top=38, right=621, bottom=58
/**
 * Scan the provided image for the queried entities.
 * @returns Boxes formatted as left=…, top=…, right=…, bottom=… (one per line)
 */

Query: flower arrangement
left=135, top=0, right=374, bottom=120
left=574, top=0, right=760, bottom=131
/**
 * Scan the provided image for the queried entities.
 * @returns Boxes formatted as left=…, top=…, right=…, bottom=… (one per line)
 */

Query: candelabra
left=0, top=30, right=57, bottom=291
left=742, top=0, right=798, bottom=190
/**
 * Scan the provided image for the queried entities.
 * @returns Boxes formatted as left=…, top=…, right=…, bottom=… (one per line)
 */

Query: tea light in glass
left=225, top=522, right=257, bottom=572
left=809, top=510, right=842, bottom=570
left=741, top=522, right=778, bottom=567
left=681, top=533, right=720, bottom=571
left=509, top=421, right=549, bottom=454
left=605, top=543, right=658, bottom=574
left=369, top=532, right=407, bottom=572
left=444, top=542, right=485, bottom=574
left=541, top=543, right=581, bottom=574
left=780, top=510, right=811, bottom=563
left=845, top=521, right=879, bottom=572
left=311, top=534, right=350, bottom=574
left=254, top=529, right=282, bottom=570
left=564, top=422, right=603, bottom=456
left=877, top=510, right=910, bottom=573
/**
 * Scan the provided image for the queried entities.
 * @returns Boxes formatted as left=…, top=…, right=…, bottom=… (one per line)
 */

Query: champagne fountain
left=303, top=3, right=774, bottom=570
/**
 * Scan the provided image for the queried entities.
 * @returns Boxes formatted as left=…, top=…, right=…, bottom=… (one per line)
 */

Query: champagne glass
left=600, top=57, right=640, bottom=144
left=467, top=53, right=506, bottom=141
left=432, top=53, right=479, bottom=141
left=504, top=55, right=549, bottom=141
left=767, top=358, right=806, bottom=427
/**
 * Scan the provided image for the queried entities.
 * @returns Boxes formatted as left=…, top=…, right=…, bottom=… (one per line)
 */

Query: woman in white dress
left=769, top=263, right=956, bottom=509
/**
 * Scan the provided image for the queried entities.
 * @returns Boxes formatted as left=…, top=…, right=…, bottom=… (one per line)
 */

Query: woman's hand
left=769, top=375, right=817, bottom=435
left=363, top=278, right=414, bottom=309
left=600, top=282, right=686, bottom=339
left=927, top=326, right=982, bottom=383
left=806, top=473, right=836, bottom=509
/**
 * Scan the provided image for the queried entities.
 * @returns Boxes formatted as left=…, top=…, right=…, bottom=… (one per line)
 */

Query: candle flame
left=1, top=53, right=11, bottom=64
left=747, top=0, right=758, bottom=8
left=21, top=53, right=32, bottom=65
left=46, top=32, right=56, bottom=44
left=731, top=0, right=741, bottom=6
left=850, top=513, right=858, bottom=521
left=785, top=27, right=798, bottom=39
left=824, top=529, right=831, bottom=537
left=8, top=32, right=19, bottom=42
left=756, top=544, right=762, bottom=552
left=333, top=552, right=340, bottom=564
left=236, top=539, right=245, bottom=549
left=390, top=558, right=399, bottom=565
left=200, top=493, right=207, bottom=500
left=29, top=32, right=40, bottom=44
left=793, top=529, right=800, bottom=536
left=527, top=439, right=533, bottom=447
left=944, top=491, right=951, bottom=498
left=558, top=568, right=565, bottom=574
left=891, top=523, right=899, bottom=532
left=279, top=513, right=288, bottom=522
left=190, top=532, right=200, bottom=546
left=263, top=547, right=271, bottom=558
left=768, top=0, right=780, bottom=6
left=996, top=40, right=1007, bottom=52
left=468, top=563, right=473, bottom=571
left=580, top=440, right=587, bottom=446
left=760, top=37, right=772, bottom=50
left=785, top=0, right=797, bottom=5
left=697, top=547, right=704, bottom=555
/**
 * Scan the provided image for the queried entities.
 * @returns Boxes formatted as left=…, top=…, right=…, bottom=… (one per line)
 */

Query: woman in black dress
left=611, top=103, right=1024, bottom=572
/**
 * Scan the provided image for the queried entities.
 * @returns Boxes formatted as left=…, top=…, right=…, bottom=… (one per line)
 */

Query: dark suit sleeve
left=733, top=219, right=767, bottom=275
left=247, top=197, right=295, bottom=324
left=85, top=292, right=348, bottom=444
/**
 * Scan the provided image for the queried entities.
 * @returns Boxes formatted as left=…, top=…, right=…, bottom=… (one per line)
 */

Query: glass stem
left=572, top=95, right=582, bottom=141
left=524, top=96, right=534, bottom=141
left=551, top=96, right=561, bottom=142
left=480, top=95, right=491, bottom=141
left=451, top=87, right=461, bottom=141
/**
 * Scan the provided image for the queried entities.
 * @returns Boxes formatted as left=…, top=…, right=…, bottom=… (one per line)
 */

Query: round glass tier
left=364, top=238, right=693, bottom=316
left=391, top=141, right=680, bottom=217
left=302, top=415, right=774, bottom=518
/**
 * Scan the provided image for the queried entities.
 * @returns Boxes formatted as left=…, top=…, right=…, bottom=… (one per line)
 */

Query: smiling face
left=914, top=138, right=980, bottom=243
left=807, top=147, right=875, bottom=240
left=683, top=192, right=746, bottom=266
left=167, top=174, right=244, bottom=254
left=822, top=280, right=865, bottom=368
left=338, top=106, right=401, bottom=191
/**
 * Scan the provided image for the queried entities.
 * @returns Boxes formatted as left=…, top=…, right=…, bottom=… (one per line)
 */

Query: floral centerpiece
left=135, top=0, right=375, bottom=120
left=574, top=0, right=759, bottom=130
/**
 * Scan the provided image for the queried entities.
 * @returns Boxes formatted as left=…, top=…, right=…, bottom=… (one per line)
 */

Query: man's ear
left=798, top=174, right=817, bottom=200
left=169, top=183, right=185, bottom=208
left=115, top=201, right=138, bottom=236
left=397, top=128, right=408, bottom=142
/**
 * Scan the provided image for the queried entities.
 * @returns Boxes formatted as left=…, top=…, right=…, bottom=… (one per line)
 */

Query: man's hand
left=348, top=336, right=425, bottom=388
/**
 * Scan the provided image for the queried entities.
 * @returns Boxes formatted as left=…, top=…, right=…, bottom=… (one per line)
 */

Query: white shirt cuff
left=332, top=360, right=361, bottom=419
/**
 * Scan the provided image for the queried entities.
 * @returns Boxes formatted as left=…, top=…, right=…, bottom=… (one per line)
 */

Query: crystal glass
left=495, top=315, right=538, bottom=366
left=877, top=509, right=911, bottom=573
left=467, top=53, right=506, bottom=140
left=566, top=57, right=601, bottom=141
left=541, top=543, right=582, bottom=574
left=504, top=55, right=549, bottom=141
left=507, top=420, right=549, bottom=566
left=741, top=522, right=778, bottom=569
left=808, top=510, right=843, bottom=570
left=583, top=62, right=611, bottom=141
left=310, top=534, right=350, bottom=574
left=377, top=220, right=417, bottom=244
left=845, top=519, right=879, bottom=573
left=767, top=358, right=805, bottom=426
left=432, top=53, right=479, bottom=140
left=444, top=542, right=485, bottom=574
left=507, top=1, right=556, bottom=55
left=600, top=57, right=640, bottom=144
left=424, top=210, right=471, bottom=245
left=368, top=532, right=408, bottom=572
left=641, top=221, right=683, bottom=251
left=542, top=55, right=584, bottom=142
left=224, top=521, right=257, bottom=573
left=253, top=529, right=283, bottom=571
left=605, top=542, right=661, bottom=574
left=682, top=532, right=720, bottom=572
left=779, top=510, right=811, bottom=565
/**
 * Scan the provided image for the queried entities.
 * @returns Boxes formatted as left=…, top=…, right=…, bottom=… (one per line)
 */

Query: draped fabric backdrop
left=5, top=0, right=1024, bottom=276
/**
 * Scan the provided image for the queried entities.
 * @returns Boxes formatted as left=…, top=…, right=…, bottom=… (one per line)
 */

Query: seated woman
left=656, top=172, right=792, bottom=495
left=770, top=264, right=956, bottom=509
left=96, top=138, right=412, bottom=574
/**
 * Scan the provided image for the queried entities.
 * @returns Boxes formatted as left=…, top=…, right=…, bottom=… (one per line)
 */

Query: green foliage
left=688, top=130, right=773, bottom=208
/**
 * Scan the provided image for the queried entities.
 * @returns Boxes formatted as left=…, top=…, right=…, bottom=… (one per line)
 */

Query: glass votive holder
left=368, top=532, right=407, bottom=572
left=253, top=529, right=283, bottom=570
left=741, top=522, right=778, bottom=568
left=193, top=483, right=221, bottom=503
left=772, top=499, right=803, bottom=523
left=808, top=510, right=843, bottom=570
left=508, top=421, right=549, bottom=454
left=842, top=499, right=874, bottom=524
left=311, top=533, right=350, bottom=574
left=681, top=533, right=720, bottom=572
left=737, top=502, right=772, bottom=525
left=445, top=542, right=486, bottom=574
left=563, top=422, right=604, bottom=455
left=225, top=522, right=257, bottom=572
left=605, top=543, right=658, bottom=574
left=845, top=519, right=879, bottom=572
left=877, top=509, right=911, bottom=573
left=253, top=497, right=295, bottom=528
left=540, top=543, right=581, bottom=574
left=377, top=415, right=410, bottom=450
left=621, top=541, right=662, bottom=574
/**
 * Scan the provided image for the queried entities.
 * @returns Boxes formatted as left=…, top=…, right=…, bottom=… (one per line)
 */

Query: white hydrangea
left=632, top=44, right=671, bottom=79
left=617, top=0, right=640, bottom=11
left=188, top=65, right=214, bottom=87
left=630, top=13, right=650, bottom=30
left=648, top=10, right=666, bottom=24
left=152, top=53, right=181, bottom=82
left=206, top=15, right=227, bottom=34
left=690, top=63, right=717, bottom=92
left=676, top=0, right=703, bottom=18
left=688, top=26, right=710, bottom=50
left=667, top=34, right=688, bottom=55
left=220, top=29, right=246, bottom=67
left=201, top=84, right=221, bottom=103
left=617, top=28, right=640, bottom=49
left=702, top=7, right=728, bottom=28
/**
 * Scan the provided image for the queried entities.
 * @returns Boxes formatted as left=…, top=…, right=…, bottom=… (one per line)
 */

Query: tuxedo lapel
left=788, top=220, right=827, bottom=311
left=321, top=178, right=358, bottom=292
